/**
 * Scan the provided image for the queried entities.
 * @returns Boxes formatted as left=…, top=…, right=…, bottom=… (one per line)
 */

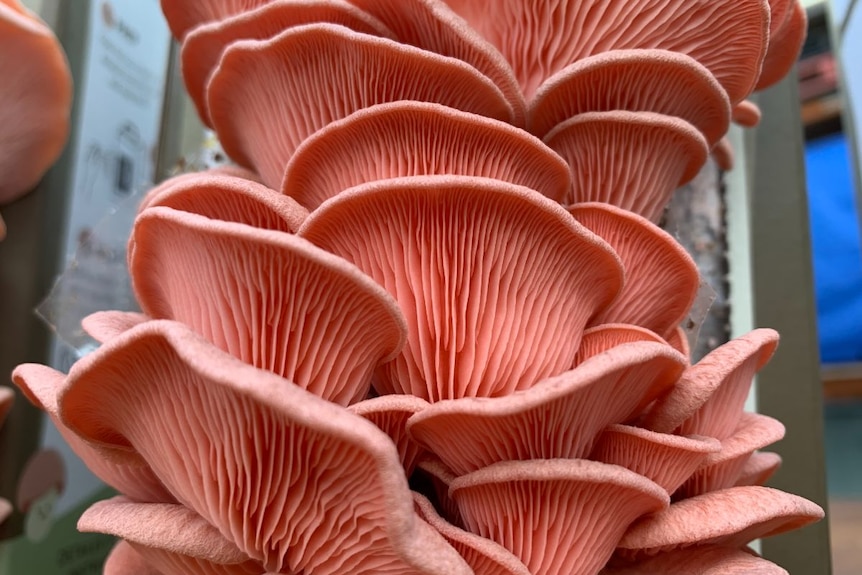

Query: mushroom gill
left=349, top=394, right=431, bottom=475
left=130, top=206, right=406, bottom=405
left=282, top=101, right=571, bottom=210
left=298, top=175, right=623, bottom=401
left=206, top=23, right=513, bottom=188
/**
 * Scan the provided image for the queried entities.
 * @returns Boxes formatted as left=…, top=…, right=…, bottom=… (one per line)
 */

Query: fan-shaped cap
left=282, top=101, right=571, bottom=210
left=443, top=0, right=769, bottom=103
left=415, top=456, right=463, bottom=527
left=733, top=99, right=762, bottom=128
left=0, top=2, right=71, bottom=205
left=349, top=394, right=431, bottom=475
left=546, top=111, right=708, bottom=220
left=413, top=493, right=532, bottom=575
left=82, top=311, right=149, bottom=344
left=570, top=203, right=700, bottom=337
left=573, top=324, right=666, bottom=366
left=345, top=0, right=526, bottom=126
left=12, top=363, right=175, bottom=503
left=81, top=498, right=263, bottom=574
left=617, top=486, right=824, bottom=557
left=736, top=451, right=782, bottom=487
left=756, top=0, right=808, bottom=91
left=181, top=0, right=394, bottom=126
left=137, top=168, right=309, bottom=231
left=406, top=342, right=685, bottom=475
left=528, top=49, right=730, bottom=145
left=207, top=23, right=514, bottom=188
left=58, top=320, right=472, bottom=574
left=130, top=206, right=406, bottom=405
left=665, top=326, right=691, bottom=362
left=676, top=412, right=785, bottom=498
left=160, top=0, right=271, bottom=39
left=591, top=425, right=721, bottom=495
left=602, top=546, right=790, bottom=574
left=299, top=175, right=624, bottom=401
left=639, top=329, right=780, bottom=439
left=450, top=459, right=669, bottom=575
left=103, top=542, right=170, bottom=575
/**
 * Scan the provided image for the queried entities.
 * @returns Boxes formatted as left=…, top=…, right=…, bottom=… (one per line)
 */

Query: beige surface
left=830, top=499, right=862, bottom=575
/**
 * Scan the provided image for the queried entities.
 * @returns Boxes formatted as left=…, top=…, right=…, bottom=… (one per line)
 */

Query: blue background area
left=805, top=133, right=862, bottom=363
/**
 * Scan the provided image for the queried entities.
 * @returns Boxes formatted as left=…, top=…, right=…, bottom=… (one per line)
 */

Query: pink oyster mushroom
left=0, top=0, right=72, bottom=239
left=0, top=387, right=14, bottom=523
left=14, top=320, right=474, bottom=575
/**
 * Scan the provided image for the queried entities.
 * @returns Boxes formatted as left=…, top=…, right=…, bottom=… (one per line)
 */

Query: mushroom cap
left=665, top=326, right=692, bottom=362
left=527, top=49, right=730, bottom=145
left=413, top=492, right=532, bottom=575
left=443, top=0, right=769, bottom=103
left=570, top=202, right=700, bottom=338
left=282, top=101, right=571, bottom=210
left=180, top=0, right=395, bottom=126
left=414, top=456, right=463, bottom=527
left=617, top=486, right=824, bottom=557
left=207, top=23, right=514, bottom=188
left=450, top=459, right=669, bottom=575
left=602, top=546, right=790, bottom=574
left=573, top=323, right=666, bottom=366
left=103, top=541, right=182, bottom=575
left=756, top=0, right=808, bottom=91
left=676, top=411, right=786, bottom=498
left=58, top=320, right=472, bottom=574
left=12, top=363, right=176, bottom=504
left=298, top=175, right=624, bottom=401
left=406, top=341, right=686, bottom=475
left=160, top=0, right=272, bottom=39
left=545, top=111, right=708, bottom=221
left=80, top=498, right=262, bottom=574
left=130, top=206, right=406, bottom=405
left=735, top=451, right=782, bottom=487
left=639, top=329, right=780, bottom=439
left=590, top=424, right=721, bottom=496
left=349, top=394, right=431, bottom=475
left=711, top=135, right=735, bottom=172
left=732, top=99, right=762, bottom=128
left=345, top=0, right=526, bottom=126
left=82, top=311, right=149, bottom=344
left=16, top=448, right=65, bottom=512
left=134, top=170, right=308, bottom=231
left=0, top=2, right=72, bottom=205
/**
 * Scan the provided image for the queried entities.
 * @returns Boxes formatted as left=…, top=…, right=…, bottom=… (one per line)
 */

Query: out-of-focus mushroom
left=406, top=342, right=685, bottom=475
left=711, top=136, right=736, bottom=172
left=676, top=412, right=785, bottom=498
left=732, top=99, right=762, bottom=128
left=0, top=0, right=72, bottom=236
left=56, top=320, right=473, bottom=574
left=570, top=203, right=700, bottom=338
left=617, top=486, right=824, bottom=559
left=639, top=329, right=779, bottom=440
left=450, top=459, right=669, bottom=575
left=527, top=49, right=730, bottom=145
left=282, top=101, right=571, bottom=210
left=298, top=175, right=624, bottom=401
left=413, top=492, right=532, bottom=575
left=756, top=0, right=807, bottom=91
left=442, top=0, right=769, bottom=103
left=349, top=394, right=431, bottom=475
left=545, top=111, right=708, bottom=220
left=103, top=541, right=177, bottom=575
left=180, top=0, right=394, bottom=126
left=590, top=424, right=721, bottom=495
left=130, top=206, right=406, bottom=405
left=207, top=23, right=513, bottom=188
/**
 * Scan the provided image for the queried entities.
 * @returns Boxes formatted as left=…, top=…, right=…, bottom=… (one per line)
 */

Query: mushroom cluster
left=10, top=0, right=823, bottom=574
left=0, top=0, right=72, bottom=239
